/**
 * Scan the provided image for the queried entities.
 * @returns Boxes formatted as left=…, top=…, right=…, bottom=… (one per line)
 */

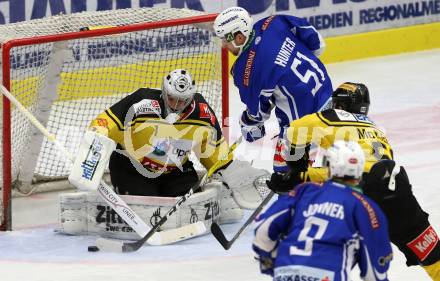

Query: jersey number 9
left=290, top=216, right=329, bottom=256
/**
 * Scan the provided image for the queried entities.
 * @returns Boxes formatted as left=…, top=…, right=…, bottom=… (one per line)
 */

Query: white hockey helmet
left=162, top=69, right=196, bottom=114
left=324, top=141, right=365, bottom=180
left=213, top=7, right=254, bottom=54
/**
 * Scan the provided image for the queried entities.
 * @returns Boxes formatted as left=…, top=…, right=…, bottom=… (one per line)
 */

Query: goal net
left=0, top=8, right=229, bottom=230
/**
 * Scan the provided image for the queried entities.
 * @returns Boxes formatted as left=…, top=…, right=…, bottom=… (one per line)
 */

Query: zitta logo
left=81, top=139, right=103, bottom=180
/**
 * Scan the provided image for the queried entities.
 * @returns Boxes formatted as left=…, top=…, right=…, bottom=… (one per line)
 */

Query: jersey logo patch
left=354, top=113, right=374, bottom=124
left=407, top=225, right=439, bottom=261
left=335, top=109, right=357, bottom=122
left=152, top=139, right=170, bottom=156
left=199, top=103, right=216, bottom=125
left=243, top=50, right=256, bottom=87
left=133, top=99, right=161, bottom=115
left=96, top=118, right=109, bottom=128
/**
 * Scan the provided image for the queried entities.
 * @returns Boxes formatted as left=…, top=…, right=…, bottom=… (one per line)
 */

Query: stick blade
left=149, top=221, right=207, bottom=246
left=95, top=237, right=124, bottom=252
left=210, top=222, right=231, bottom=250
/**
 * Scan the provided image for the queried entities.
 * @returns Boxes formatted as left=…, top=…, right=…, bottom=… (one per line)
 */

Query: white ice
left=1, top=49, right=440, bottom=281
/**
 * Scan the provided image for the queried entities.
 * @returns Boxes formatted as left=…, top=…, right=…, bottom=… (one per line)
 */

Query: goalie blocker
left=68, top=130, right=116, bottom=191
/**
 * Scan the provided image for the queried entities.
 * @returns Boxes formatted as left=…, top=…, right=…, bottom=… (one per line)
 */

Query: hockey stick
left=95, top=137, right=243, bottom=252
left=211, top=167, right=299, bottom=250
left=0, top=85, right=157, bottom=241
left=211, top=183, right=275, bottom=250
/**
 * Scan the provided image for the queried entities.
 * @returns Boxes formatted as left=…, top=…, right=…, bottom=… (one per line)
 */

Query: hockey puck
left=88, top=246, right=100, bottom=252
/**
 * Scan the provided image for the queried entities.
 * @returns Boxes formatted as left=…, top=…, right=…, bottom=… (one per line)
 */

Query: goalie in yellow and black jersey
left=63, top=69, right=269, bottom=241
left=89, top=70, right=229, bottom=197
left=84, top=69, right=268, bottom=202
left=267, top=82, right=440, bottom=280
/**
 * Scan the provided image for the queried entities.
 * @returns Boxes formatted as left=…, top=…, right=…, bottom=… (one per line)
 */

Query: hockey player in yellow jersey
left=85, top=69, right=268, bottom=206
left=267, top=82, right=440, bottom=280
left=67, top=69, right=270, bottom=233
left=89, top=68, right=231, bottom=197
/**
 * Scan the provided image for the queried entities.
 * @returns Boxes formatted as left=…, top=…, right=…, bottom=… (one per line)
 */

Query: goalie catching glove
left=214, top=160, right=269, bottom=209
left=68, top=130, right=116, bottom=191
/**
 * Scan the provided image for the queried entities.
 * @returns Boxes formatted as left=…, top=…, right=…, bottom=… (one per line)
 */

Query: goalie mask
left=324, top=141, right=365, bottom=180
left=162, top=69, right=196, bottom=115
left=214, top=7, right=254, bottom=56
left=332, top=82, right=370, bottom=115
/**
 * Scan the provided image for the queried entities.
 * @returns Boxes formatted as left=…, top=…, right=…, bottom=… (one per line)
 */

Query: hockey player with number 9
left=253, top=141, right=392, bottom=281
left=213, top=7, right=333, bottom=173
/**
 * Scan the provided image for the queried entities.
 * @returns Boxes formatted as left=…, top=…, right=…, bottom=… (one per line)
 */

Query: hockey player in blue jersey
left=265, top=82, right=440, bottom=279
left=253, top=141, right=392, bottom=281
left=213, top=7, right=333, bottom=173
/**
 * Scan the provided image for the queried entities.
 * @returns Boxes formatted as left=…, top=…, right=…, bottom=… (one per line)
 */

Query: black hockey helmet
left=332, top=82, right=370, bottom=115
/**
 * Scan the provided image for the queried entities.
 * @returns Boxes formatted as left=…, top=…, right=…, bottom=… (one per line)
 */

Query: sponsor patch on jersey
left=152, top=139, right=171, bottom=156
left=352, top=192, right=379, bottom=229
left=407, top=225, right=439, bottom=261
left=274, top=265, right=334, bottom=281
left=199, top=103, right=216, bottom=125
left=133, top=99, right=161, bottom=115
left=243, top=50, right=256, bottom=86
left=261, top=15, right=275, bottom=31
left=354, top=113, right=374, bottom=124
left=96, top=118, right=109, bottom=128
left=335, top=109, right=357, bottom=122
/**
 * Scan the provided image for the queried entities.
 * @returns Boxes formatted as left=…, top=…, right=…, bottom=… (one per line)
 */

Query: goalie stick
left=95, top=174, right=207, bottom=252
left=93, top=137, right=243, bottom=252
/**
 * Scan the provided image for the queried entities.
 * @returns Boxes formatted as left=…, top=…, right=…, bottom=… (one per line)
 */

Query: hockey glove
left=240, top=111, right=265, bottom=142
left=266, top=172, right=302, bottom=194
left=362, top=160, right=440, bottom=266
left=267, top=151, right=309, bottom=194
left=252, top=246, right=277, bottom=276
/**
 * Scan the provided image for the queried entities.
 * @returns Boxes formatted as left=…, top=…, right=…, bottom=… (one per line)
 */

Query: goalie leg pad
left=68, top=130, right=116, bottom=191
left=217, top=160, right=270, bottom=209
left=58, top=187, right=219, bottom=240
left=203, top=181, right=243, bottom=224
left=58, top=192, right=88, bottom=234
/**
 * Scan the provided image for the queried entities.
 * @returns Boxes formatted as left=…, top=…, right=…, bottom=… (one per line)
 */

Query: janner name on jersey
left=302, top=202, right=345, bottom=220
left=274, top=37, right=296, bottom=67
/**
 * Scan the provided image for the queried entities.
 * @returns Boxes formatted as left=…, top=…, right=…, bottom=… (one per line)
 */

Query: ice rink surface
left=1, top=49, right=440, bottom=281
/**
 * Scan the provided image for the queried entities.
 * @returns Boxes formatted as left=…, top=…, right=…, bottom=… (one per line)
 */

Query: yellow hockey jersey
left=90, top=88, right=231, bottom=173
left=285, top=109, right=394, bottom=181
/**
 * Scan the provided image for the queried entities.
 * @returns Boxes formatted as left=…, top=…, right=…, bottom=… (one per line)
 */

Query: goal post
left=0, top=8, right=229, bottom=231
